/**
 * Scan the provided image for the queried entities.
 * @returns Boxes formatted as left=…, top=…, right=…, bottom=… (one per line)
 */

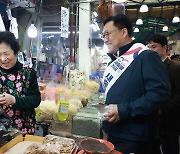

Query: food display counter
left=0, top=135, right=78, bottom=154
left=0, top=134, right=123, bottom=154
left=0, top=69, right=126, bottom=154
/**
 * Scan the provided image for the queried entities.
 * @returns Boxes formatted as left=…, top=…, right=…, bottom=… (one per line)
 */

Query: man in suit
left=147, top=34, right=180, bottom=154
left=171, top=55, right=180, bottom=64
left=101, top=14, right=171, bottom=154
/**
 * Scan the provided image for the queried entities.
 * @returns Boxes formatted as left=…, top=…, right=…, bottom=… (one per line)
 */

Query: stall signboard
left=61, top=7, right=69, bottom=38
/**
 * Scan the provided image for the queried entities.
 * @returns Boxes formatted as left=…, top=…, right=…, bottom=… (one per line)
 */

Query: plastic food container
left=79, top=138, right=114, bottom=154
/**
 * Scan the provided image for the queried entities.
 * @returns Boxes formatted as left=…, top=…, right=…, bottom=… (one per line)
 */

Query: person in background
left=147, top=34, right=180, bottom=154
left=0, top=31, right=41, bottom=135
left=101, top=14, right=171, bottom=154
left=170, top=54, right=180, bottom=64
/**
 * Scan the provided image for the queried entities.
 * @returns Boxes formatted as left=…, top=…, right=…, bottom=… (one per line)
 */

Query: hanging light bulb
left=112, top=0, right=127, bottom=3
left=140, top=4, right=148, bottom=13
left=28, top=24, right=37, bottom=38
left=136, top=18, right=143, bottom=25
left=162, top=26, right=168, bottom=31
left=134, top=27, right=139, bottom=33
left=172, top=16, right=180, bottom=23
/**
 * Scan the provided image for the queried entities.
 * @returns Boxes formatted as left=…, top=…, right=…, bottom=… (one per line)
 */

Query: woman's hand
left=0, top=94, right=16, bottom=106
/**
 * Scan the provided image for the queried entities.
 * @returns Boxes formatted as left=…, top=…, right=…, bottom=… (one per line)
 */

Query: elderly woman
left=0, top=31, right=41, bottom=135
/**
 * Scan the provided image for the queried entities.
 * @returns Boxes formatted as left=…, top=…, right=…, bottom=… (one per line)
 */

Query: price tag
left=58, top=100, right=69, bottom=121
left=59, top=90, right=65, bottom=100
left=59, top=105, right=68, bottom=114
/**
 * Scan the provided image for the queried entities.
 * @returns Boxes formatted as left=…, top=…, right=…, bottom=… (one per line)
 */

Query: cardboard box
left=0, top=135, right=43, bottom=154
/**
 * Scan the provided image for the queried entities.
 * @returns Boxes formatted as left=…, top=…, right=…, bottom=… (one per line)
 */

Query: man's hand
left=105, top=104, right=120, bottom=124
left=0, top=94, right=16, bottom=106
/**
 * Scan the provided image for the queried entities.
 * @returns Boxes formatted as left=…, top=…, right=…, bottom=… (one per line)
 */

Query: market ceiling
left=0, top=0, right=179, bottom=44
left=39, top=0, right=180, bottom=44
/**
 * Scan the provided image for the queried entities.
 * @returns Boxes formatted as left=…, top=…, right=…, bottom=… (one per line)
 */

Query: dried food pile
left=25, top=135, right=75, bottom=154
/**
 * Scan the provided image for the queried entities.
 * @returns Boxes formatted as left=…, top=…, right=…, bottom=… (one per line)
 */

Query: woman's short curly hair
left=0, top=31, right=20, bottom=55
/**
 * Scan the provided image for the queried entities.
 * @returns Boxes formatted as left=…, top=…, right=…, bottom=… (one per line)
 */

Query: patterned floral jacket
left=0, top=61, right=41, bottom=134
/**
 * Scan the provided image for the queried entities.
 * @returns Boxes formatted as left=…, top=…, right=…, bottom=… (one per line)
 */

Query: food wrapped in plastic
left=0, top=106, right=11, bottom=146
left=75, top=90, right=91, bottom=106
left=0, top=123, right=11, bottom=146
left=37, top=100, right=58, bottom=121
left=68, top=103, right=78, bottom=115
left=0, top=106, right=9, bottom=119
left=69, top=70, right=85, bottom=90
left=97, top=105, right=114, bottom=121
left=69, top=99, right=82, bottom=111
left=0, top=106, right=11, bottom=129
left=84, top=80, right=100, bottom=94
left=43, top=135, right=75, bottom=153
left=41, top=87, right=59, bottom=103
left=0, top=118, right=11, bottom=129
left=88, top=93, right=106, bottom=106
left=25, top=143, right=60, bottom=154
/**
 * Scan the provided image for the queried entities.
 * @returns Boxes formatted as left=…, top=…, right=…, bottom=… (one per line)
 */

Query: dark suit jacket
left=160, top=58, right=180, bottom=131
left=103, top=43, right=171, bottom=142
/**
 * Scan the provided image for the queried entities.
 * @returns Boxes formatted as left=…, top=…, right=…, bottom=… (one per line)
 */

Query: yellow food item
left=37, top=100, right=57, bottom=121
left=84, top=81, right=100, bottom=94
left=68, top=99, right=82, bottom=110
left=68, top=103, right=78, bottom=115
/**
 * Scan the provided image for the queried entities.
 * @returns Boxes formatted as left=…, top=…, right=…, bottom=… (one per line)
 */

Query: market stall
left=36, top=69, right=105, bottom=137
left=0, top=134, right=123, bottom=154
left=0, top=0, right=179, bottom=153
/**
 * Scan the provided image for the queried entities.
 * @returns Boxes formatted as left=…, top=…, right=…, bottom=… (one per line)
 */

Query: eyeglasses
left=100, top=29, right=119, bottom=39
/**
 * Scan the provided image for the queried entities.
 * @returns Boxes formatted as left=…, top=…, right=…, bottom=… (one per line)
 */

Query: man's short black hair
left=171, top=55, right=180, bottom=60
left=0, top=31, right=20, bottom=55
left=147, top=34, right=168, bottom=47
left=103, top=14, right=133, bottom=37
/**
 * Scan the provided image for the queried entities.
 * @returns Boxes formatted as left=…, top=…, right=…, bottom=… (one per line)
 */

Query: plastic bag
left=0, top=123, right=11, bottom=146
left=0, top=106, right=11, bottom=146
left=0, top=106, right=11, bottom=129
left=36, top=100, right=57, bottom=121
left=0, top=106, right=9, bottom=118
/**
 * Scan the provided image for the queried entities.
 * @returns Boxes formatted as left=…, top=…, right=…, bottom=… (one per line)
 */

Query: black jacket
left=160, top=58, right=180, bottom=131
left=102, top=42, right=171, bottom=141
